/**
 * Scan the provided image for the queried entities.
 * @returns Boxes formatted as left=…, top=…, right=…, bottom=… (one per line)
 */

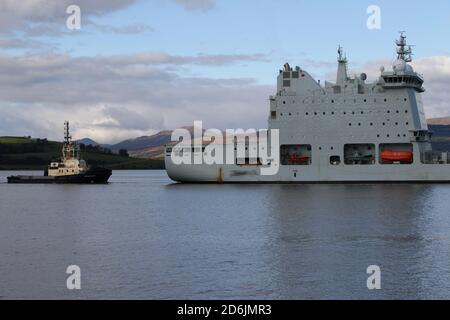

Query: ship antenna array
left=337, top=45, right=347, bottom=63
left=396, top=31, right=413, bottom=62
left=64, top=121, right=72, bottom=144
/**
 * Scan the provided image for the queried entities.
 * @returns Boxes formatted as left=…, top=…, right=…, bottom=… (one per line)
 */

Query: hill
left=429, top=125, right=450, bottom=152
left=428, top=117, right=450, bottom=126
left=112, top=127, right=201, bottom=160
left=110, top=130, right=173, bottom=152
left=0, top=136, right=164, bottom=170
left=76, top=138, right=100, bottom=146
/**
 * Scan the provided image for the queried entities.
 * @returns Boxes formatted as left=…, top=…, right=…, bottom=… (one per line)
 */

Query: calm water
left=1, top=170, right=450, bottom=299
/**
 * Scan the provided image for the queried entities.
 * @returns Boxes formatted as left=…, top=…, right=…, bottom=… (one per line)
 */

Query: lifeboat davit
left=381, top=150, right=413, bottom=163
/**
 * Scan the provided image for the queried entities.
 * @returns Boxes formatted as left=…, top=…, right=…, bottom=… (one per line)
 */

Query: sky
left=1, top=0, right=450, bottom=143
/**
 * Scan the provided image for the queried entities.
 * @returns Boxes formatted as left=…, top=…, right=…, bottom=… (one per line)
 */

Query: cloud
left=0, top=37, right=50, bottom=49
left=89, top=22, right=154, bottom=35
left=0, top=0, right=139, bottom=33
left=0, top=51, right=272, bottom=143
left=412, top=56, right=450, bottom=118
left=169, top=0, right=215, bottom=11
left=2, top=48, right=449, bottom=144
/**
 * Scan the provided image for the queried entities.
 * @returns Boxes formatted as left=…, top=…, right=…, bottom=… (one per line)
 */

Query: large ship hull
left=165, top=159, right=450, bottom=184
left=7, top=167, right=112, bottom=184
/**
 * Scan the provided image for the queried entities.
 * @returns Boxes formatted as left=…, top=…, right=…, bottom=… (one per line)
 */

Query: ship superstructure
left=47, top=121, right=88, bottom=177
left=165, top=34, right=450, bottom=183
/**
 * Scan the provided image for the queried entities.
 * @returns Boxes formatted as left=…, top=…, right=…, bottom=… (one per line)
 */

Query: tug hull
left=7, top=167, right=112, bottom=184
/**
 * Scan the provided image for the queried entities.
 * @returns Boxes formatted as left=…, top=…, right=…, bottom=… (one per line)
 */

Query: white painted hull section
left=165, top=158, right=450, bottom=183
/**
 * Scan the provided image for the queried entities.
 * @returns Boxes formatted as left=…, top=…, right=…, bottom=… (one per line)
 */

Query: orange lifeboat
left=289, top=154, right=310, bottom=165
left=381, top=150, right=413, bottom=163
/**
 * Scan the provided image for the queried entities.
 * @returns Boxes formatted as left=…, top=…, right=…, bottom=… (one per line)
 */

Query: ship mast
left=336, top=45, right=348, bottom=85
left=396, top=32, right=413, bottom=62
left=62, top=121, right=80, bottom=161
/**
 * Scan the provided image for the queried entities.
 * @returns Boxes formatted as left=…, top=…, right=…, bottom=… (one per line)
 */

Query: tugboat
left=7, top=121, right=112, bottom=184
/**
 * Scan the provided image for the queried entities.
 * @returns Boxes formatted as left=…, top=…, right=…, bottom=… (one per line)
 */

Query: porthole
left=358, top=123, right=361, bottom=126
left=387, top=134, right=390, bottom=137
left=283, top=101, right=286, bottom=104
left=396, top=110, right=400, bottom=114
left=370, top=123, right=373, bottom=126
left=349, top=123, right=352, bottom=126
left=406, top=122, right=409, bottom=125
left=395, top=122, right=398, bottom=125
left=382, top=123, right=385, bottom=126
left=323, top=112, right=326, bottom=115
left=387, top=110, right=390, bottom=114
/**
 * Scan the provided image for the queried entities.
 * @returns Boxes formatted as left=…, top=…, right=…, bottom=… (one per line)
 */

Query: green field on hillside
left=0, top=137, right=37, bottom=144
left=0, top=137, right=164, bottom=170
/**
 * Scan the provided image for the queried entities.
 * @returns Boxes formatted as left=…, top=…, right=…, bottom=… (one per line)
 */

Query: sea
left=1, top=170, right=450, bottom=299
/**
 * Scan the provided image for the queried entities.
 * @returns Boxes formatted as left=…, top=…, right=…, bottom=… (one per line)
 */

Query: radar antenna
left=337, top=45, right=347, bottom=63
left=396, top=32, right=413, bottom=62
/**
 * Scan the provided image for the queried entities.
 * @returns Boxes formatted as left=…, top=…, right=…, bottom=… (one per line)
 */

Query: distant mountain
left=110, top=130, right=173, bottom=152
left=110, top=127, right=200, bottom=160
left=429, top=124, right=450, bottom=137
left=76, top=138, right=100, bottom=146
left=429, top=124, right=450, bottom=152
left=428, top=117, right=450, bottom=126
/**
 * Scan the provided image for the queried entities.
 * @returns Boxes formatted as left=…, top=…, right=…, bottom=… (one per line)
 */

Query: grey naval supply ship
left=165, top=33, right=450, bottom=183
left=7, top=122, right=112, bottom=184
